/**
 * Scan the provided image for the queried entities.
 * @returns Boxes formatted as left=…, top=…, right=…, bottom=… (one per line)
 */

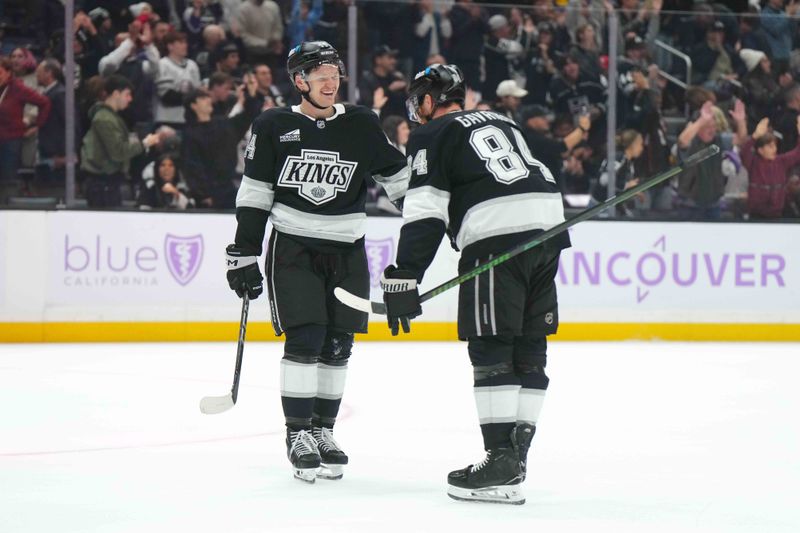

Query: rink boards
left=0, top=210, right=798, bottom=342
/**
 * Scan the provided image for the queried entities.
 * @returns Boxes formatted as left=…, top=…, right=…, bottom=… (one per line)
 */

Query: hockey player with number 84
left=380, top=64, right=571, bottom=504
left=225, top=41, right=409, bottom=483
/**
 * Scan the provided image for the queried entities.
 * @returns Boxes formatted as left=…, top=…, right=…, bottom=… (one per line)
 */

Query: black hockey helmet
left=286, top=41, right=346, bottom=87
left=406, top=63, right=465, bottom=123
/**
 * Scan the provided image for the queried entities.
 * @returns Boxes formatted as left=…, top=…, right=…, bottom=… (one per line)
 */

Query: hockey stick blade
left=199, top=393, right=235, bottom=414
left=334, top=287, right=386, bottom=314
left=334, top=144, right=720, bottom=316
left=199, top=294, right=249, bottom=414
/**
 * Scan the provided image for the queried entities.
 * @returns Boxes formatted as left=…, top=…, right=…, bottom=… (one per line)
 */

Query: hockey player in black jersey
left=225, top=41, right=409, bottom=483
left=380, top=64, right=570, bottom=504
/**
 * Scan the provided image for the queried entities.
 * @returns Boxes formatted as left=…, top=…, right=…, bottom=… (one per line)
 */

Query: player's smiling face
left=302, top=64, right=340, bottom=107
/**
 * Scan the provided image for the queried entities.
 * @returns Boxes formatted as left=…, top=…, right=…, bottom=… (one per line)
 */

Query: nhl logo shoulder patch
left=277, top=149, right=358, bottom=205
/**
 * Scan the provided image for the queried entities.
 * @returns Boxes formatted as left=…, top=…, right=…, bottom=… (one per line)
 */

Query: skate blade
left=293, top=467, right=317, bottom=483
left=316, top=464, right=344, bottom=480
left=447, top=484, right=525, bottom=505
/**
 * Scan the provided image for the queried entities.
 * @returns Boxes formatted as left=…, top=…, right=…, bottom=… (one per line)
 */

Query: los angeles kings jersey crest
left=236, top=104, right=408, bottom=248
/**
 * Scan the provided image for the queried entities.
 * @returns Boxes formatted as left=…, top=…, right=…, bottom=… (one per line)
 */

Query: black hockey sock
left=312, top=398, right=341, bottom=429
left=282, top=396, right=314, bottom=431
left=480, top=422, right=517, bottom=449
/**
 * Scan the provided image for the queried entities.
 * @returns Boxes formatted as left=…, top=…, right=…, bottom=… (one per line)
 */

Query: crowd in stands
left=1, top=0, right=800, bottom=220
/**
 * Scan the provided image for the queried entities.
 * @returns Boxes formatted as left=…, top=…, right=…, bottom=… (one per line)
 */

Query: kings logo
left=365, top=238, right=394, bottom=288
left=277, top=149, right=357, bottom=205
left=164, top=234, right=204, bottom=286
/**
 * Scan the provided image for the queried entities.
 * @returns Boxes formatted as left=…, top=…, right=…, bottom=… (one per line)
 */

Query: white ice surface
left=1, top=342, right=799, bottom=533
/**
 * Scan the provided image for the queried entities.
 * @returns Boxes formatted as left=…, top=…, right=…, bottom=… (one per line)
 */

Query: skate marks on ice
left=1, top=342, right=799, bottom=533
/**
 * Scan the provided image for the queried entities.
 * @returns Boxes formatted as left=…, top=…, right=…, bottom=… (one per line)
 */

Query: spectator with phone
left=590, top=129, right=646, bottom=217
left=549, top=53, right=607, bottom=151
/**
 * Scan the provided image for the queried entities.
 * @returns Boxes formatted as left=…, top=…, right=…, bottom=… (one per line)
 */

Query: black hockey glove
left=225, top=244, right=263, bottom=299
left=381, top=266, right=422, bottom=336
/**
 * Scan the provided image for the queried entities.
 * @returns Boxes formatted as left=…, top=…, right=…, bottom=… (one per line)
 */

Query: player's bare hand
left=578, top=114, right=591, bottom=132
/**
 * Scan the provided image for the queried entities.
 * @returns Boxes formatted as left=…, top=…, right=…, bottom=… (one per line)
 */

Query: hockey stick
left=335, top=144, right=720, bottom=315
left=199, top=293, right=249, bottom=414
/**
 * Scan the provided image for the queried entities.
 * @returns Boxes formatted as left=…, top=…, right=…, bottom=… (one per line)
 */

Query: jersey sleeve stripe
left=402, top=185, right=450, bottom=225
left=372, top=166, right=410, bottom=201
left=236, top=176, right=275, bottom=212
left=271, top=203, right=367, bottom=243
left=456, top=193, right=565, bottom=250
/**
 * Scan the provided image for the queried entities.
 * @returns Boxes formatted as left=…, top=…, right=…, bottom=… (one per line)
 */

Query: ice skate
left=511, top=423, right=536, bottom=481
left=447, top=447, right=524, bottom=505
left=286, top=429, right=321, bottom=483
left=313, top=426, right=348, bottom=480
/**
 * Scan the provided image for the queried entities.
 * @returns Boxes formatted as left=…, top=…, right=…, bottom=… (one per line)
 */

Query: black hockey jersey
left=397, top=109, right=570, bottom=278
left=235, top=103, right=409, bottom=252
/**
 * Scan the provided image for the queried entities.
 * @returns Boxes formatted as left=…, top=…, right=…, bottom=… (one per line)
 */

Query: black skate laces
left=313, top=427, right=343, bottom=453
left=290, top=429, right=320, bottom=456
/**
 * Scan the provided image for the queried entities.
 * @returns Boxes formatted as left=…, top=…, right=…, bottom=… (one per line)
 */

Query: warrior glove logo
left=277, top=149, right=357, bottom=205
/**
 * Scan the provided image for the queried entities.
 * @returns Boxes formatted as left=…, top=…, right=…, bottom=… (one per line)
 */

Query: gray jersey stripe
left=478, top=416, right=518, bottom=425
left=269, top=233, right=282, bottom=331
left=474, top=385, right=522, bottom=393
left=488, top=254, right=497, bottom=335
left=373, top=166, right=410, bottom=201
left=280, top=391, right=317, bottom=399
left=474, top=259, right=482, bottom=336
left=519, top=388, right=547, bottom=396
left=456, top=193, right=564, bottom=249
left=315, top=392, right=344, bottom=400
left=271, top=203, right=366, bottom=243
